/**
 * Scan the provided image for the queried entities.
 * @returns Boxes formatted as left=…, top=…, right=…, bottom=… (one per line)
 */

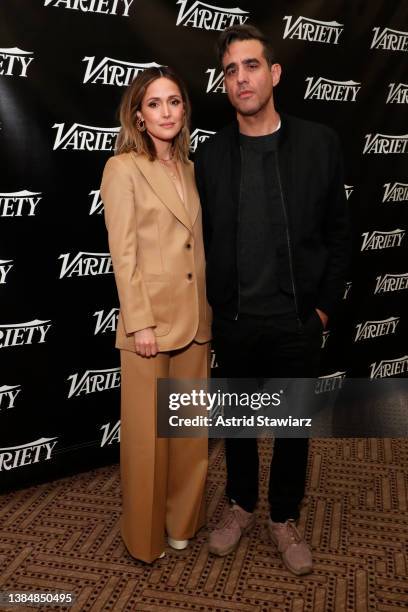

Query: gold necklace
left=158, top=158, right=178, bottom=182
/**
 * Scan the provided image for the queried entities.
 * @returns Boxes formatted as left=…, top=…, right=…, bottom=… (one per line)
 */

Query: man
left=195, top=25, right=350, bottom=575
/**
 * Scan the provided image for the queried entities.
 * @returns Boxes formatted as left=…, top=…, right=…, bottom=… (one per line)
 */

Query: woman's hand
left=134, top=327, right=158, bottom=357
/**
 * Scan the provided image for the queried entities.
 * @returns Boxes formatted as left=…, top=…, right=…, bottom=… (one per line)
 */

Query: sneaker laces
left=286, top=519, right=302, bottom=544
left=216, top=506, right=247, bottom=531
left=215, top=508, right=238, bottom=531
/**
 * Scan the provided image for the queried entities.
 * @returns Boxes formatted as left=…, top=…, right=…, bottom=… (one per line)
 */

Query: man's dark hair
left=217, top=24, right=275, bottom=67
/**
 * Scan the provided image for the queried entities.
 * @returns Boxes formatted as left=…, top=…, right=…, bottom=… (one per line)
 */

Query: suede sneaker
left=209, top=504, right=255, bottom=556
left=268, top=519, right=312, bottom=575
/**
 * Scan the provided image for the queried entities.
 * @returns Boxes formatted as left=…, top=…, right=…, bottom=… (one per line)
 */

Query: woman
left=100, top=67, right=211, bottom=563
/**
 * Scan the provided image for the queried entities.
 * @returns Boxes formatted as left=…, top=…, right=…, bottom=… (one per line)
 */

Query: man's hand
left=134, top=327, right=158, bottom=357
left=315, top=308, right=328, bottom=330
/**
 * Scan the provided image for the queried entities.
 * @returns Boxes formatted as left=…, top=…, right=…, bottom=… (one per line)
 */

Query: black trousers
left=212, top=311, right=322, bottom=522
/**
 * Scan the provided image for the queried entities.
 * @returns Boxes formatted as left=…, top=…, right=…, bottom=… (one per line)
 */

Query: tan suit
left=101, top=152, right=211, bottom=351
left=101, top=152, right=211, bottom=563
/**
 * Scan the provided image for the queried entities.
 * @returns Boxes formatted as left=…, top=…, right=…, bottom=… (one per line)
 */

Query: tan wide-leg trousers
left=120, top=341, right=209, bottom=563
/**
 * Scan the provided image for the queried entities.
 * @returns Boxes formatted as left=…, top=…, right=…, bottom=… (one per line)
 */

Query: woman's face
left=137, top=77, right=185, bottom=148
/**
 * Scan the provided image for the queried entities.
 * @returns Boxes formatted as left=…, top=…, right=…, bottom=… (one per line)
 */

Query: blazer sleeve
left=316, top=131, right=351, bottom=317
left=100, top=156, right=156, bottom=335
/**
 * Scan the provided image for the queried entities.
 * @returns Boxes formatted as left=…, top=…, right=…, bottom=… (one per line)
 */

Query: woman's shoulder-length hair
left=115, top=66, right=191, bottom=163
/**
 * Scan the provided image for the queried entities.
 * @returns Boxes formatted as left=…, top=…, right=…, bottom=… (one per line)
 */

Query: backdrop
left=0, top=0, right=407, bottom=491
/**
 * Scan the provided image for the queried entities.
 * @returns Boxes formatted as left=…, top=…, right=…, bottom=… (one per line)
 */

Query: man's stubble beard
left=229, top=90, right=274, bottom=118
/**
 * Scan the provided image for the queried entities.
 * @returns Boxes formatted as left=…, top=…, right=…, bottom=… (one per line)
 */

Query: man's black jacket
left=194, top=114, right=351, bottom=322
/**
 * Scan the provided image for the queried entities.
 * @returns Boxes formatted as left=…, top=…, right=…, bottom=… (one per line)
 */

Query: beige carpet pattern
left=1, top=439, right=408, bottom=611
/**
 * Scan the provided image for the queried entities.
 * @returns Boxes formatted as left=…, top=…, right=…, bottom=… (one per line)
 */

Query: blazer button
left=187, top=273, right=193, bottom=280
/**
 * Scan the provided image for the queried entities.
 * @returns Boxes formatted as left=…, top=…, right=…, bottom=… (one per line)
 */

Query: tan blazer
left=100, top=152, right=211, bottom=352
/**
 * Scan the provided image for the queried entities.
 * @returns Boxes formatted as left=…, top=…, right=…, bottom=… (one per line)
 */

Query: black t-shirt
left=238, top=130, right=296, bottom=316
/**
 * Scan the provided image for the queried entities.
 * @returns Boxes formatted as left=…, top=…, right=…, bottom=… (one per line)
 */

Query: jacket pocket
left=303, top=309, right=324, bottom=337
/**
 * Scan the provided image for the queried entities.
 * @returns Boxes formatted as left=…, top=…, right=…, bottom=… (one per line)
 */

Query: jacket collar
left=131, top=153, right=197, bottom=232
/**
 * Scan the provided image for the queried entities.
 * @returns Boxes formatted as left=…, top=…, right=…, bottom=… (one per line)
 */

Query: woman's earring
left=136, top=117, right=146, bottom=132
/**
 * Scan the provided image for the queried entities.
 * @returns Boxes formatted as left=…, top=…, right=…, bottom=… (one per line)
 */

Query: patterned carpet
left=1, top=439, right=408, bottom=611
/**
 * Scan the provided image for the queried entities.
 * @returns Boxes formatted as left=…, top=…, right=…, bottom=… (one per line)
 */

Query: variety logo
left=363, top=133, right=408, bottom=154
left=83, top=57, right=161, bottom=86
left=93, top=308, right=119, bottom=334
left=210, top=349, right=218, bottom=369
left=0, top=259, right=14, bottom=284
left=361, top=229, right=405, bottom=251
left=0, top=384, right=22, bottom=411
left=321, top=331, right=330, bottom=349
left=176, top=0, right=249, bottom=30
left=52, top=123, right=120, bottom=151
left=386, top=82, right=408, bottom=104
left=374, top=272, right=408, bottom=294
left=67, top=367, right=121, bottom=398
left=370, top=27, right=408, bottom=51
left=354, top=316, right=399, bottom=342
left=304, top=77, right=361, bottom=101
left=0, top=437, right=58, bottom=471
left=58, top=252, right=113, bottom=278
left=343, top=281, right=352, bottom=299
left=190, top=128, right=216, bottom=153
left=370, top=355, right=408, bottom=379
left=100, top=420, right=120, bottom=446
left=382, top=182, right=408, bottom=203
left=206, top=69, right=225, bottom=93
left=344, top=185, right=354, bottom=200
left=0, top=320, right=52, bottom=349
left=0, top=47, right=34, bottom=78
left=282, top=16, right=343, bottom=44
left=0, top=190, right=42, bottom=217
left=315, top=371, right=346, bottom=394
left=89, top=189, right=103, bottom=215
left=43, top=0, right=134, bottom=17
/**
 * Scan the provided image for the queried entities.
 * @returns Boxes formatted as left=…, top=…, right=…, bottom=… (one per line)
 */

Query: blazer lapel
left=181, top=161, right=200, bottom=226
left=132, top=153, right=192, bottom=231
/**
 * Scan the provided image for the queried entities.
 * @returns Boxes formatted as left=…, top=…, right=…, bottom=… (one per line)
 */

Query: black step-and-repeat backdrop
left=1, top=1, right=407, bottom=491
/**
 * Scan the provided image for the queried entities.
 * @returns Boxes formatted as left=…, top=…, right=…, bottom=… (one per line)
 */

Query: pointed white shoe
left=168, top=537, right=189, bottom=550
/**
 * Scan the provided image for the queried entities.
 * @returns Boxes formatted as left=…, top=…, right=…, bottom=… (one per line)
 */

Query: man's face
left=222, top=39, right=281, bottom=117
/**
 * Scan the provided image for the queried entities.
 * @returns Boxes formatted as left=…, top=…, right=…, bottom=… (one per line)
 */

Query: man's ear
left=271, top=63, right=282, bottom=87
